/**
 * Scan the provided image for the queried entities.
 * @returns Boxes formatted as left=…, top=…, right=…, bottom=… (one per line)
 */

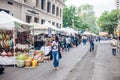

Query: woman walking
left=51, top=35, right=60, bottom=70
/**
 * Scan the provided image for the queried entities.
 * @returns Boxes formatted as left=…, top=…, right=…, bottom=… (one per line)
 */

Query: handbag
left=59, top=52, right=62, bottom=59
left=58, top=47, right=62, bottom=59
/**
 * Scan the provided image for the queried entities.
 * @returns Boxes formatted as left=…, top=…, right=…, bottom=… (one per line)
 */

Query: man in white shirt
left=111, top=38, right=118, bottom=56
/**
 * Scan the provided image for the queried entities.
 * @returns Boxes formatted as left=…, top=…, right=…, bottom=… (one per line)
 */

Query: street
left=1, top=41, right=120, bottom=80
left=0, top=43, right=89, bottom=80
left=0, top=0, right=120, bottom=80
left=64, top=41, right=120, bottom=80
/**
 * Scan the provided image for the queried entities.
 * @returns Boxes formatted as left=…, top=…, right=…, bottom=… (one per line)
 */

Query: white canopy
left=30, top=23, right=48, bottom=35
left=83, top=31, right=92, bottom=35
left=30, top=23, right=48, bottom=30
left=42, top=21, right=60, bottom=31
left=61, top=27, right=66, bottom=32
left=0, top=11, right=32, bottom=30
left=66, top=27, right=77, bottom=34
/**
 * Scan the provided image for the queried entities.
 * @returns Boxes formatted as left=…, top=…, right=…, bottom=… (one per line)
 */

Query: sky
left=65, top=0, right=116, bottom=17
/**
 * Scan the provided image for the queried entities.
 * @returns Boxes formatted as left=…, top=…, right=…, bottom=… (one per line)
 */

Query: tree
left=78, top=4, right=98, bottom=33
left=63, top=5, right=77, bottom=28
left=97, top=9, right=119, bottom=34
left=63, top=4, right=98, bottom=33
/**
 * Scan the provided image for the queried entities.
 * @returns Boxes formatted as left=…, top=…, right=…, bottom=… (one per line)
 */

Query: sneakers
left=54, top=67, right=59, bottom=70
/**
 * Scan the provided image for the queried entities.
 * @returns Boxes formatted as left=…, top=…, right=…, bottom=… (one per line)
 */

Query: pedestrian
left=70, top=34, right=74, bottom=47
left=82, top=36, right=87, bottom=45
left=111, top=37, right=118, bottom=56
left=89, top=35, right=94, bottom=52
left=74, top=34, right=78, bottom=47
left=51, top=35, right=60, bottom=70
left=66, top=35, right=70, bottom=51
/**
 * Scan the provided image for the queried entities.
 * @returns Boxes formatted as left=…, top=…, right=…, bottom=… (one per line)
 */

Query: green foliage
left=78, top=4, right=98, bottom=33
left=63, top=5, right=77, bottom=28
left=97, top=9, right=119, bottom=34
left=63, top=4, right=98, bottom=33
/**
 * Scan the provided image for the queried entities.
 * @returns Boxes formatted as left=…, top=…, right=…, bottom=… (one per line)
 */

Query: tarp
left=0, top=11, right=32, bottom=30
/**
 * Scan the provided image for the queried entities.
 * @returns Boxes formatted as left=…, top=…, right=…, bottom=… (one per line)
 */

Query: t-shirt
left=111, top=39, right=118, bottom=49
left=52, top=41, right=59, bottom=51
left=66, top=37, right=70, bottom=44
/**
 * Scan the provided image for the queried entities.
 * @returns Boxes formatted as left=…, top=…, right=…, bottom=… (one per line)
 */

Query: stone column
left=51, top=2, right=53, bottom=15
left=44, top=0, right=47, bottom=12
left=39, top=0, right=41, bottom=9
left=21, top=0, right=25, bottom=21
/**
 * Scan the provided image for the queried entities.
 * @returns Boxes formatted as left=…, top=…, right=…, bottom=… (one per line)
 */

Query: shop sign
left=26, top=8, right=39, bottom=15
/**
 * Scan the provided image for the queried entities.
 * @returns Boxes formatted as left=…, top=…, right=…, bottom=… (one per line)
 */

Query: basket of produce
left=24, top=60, right=32, bottom=67
left=16, top=54, right=25, bottom=67
left=16, top=60, right=24, bottom=67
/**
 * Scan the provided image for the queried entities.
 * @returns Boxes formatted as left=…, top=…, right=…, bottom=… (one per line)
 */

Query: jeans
left=52, top=51, right=59, bottom=67
left=90, top=43, right=94, bottom=52
left=65, top=43, right=70, bottom=51
left=112, top=49, right=116, bottom=55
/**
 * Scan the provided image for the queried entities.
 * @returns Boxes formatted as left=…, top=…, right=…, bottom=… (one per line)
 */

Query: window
left=60, top=9, right=62, bottom=17
left=47, top=1, right=51, bottom=12
left=52, top=22, right=55, bottom=26
left=48, top=21, right=51, bottom=23
left=8, top=1, right=13, bottom=5
left=60, top=24, right=61, bottom=28
left=24, top=0, right=27, bottom=2
left=56, top=7, right=59, bottom=16
left=0, top=9, right=9, bottom=13
left=26, top=15, right=32, bottom=23
left=52, top=4, right=55, bottom=14
left=41, top=19, right=45, bottom=24
left=41, top=0, right=45, bottom=10
left=34, top=18, right=39, bottom=23
left=56, top=23, right=58, bottom=27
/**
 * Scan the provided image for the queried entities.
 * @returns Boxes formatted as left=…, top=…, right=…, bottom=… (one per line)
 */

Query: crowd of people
left=33, top=33, right=82, bottom=70
left=33, top=32, right=120, bottom=70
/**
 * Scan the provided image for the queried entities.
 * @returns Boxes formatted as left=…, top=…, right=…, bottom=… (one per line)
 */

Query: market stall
left=0, top=11, right=33, bottom=67
left=42, top=21, right=61, bottom=36
left=30, top=23, right=52, bottom=62
left=99, top=32, right=108, bottom=36
left=30, top=23, right=48, bottom=50
left=83, top=31, right=92, bottom=36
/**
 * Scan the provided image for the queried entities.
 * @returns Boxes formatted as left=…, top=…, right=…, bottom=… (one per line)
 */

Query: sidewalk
left=92, top=41, right=120, bottom=80
left=0, top=44, right=89, bottom=80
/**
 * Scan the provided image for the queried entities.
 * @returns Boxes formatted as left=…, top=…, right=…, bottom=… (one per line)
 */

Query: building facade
left=115, top=0, right=120, bottom=34
left=0, top=0, right=64, bottom=28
